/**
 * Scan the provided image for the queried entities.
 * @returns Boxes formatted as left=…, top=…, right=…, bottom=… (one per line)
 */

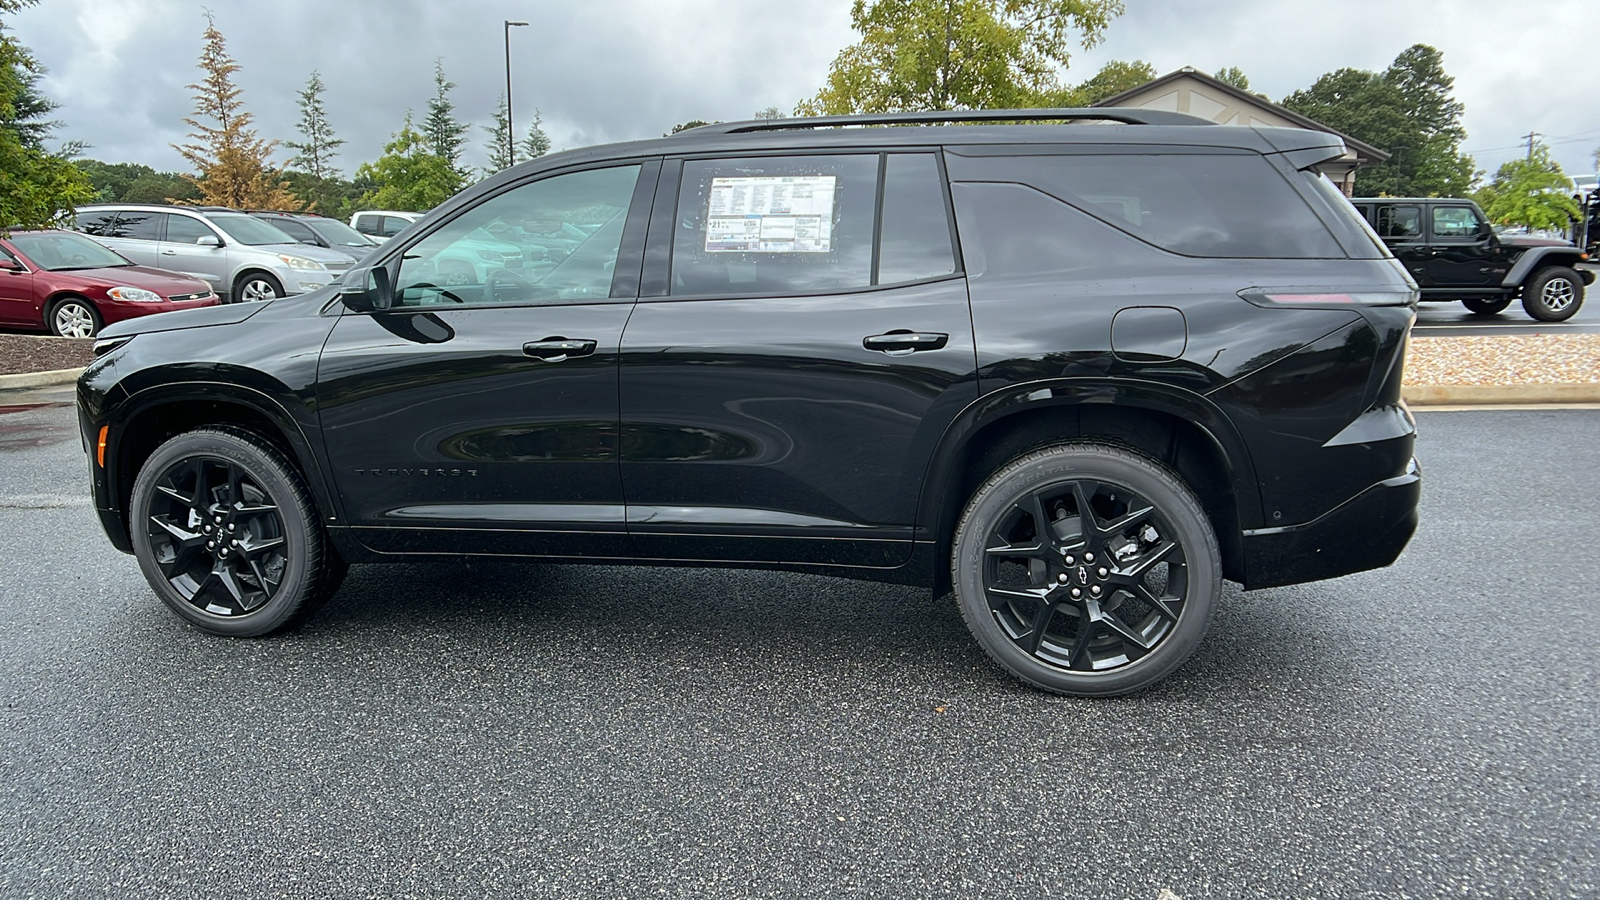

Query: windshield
left=208, top=213, right=299, bottom=246
left=310, top=218, right=377, bottom=247
left=7, top=232, right=131, bottom=270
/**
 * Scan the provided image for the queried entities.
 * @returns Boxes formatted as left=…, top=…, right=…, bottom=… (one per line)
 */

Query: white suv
left=74, top=205, right=355, bottom=302
left=349, top=210, right=423, bottom=243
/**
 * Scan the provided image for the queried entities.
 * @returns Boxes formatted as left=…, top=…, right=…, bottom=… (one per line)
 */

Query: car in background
left=349, top=209, right=423, bottom=243
left=73, top=204, right=354, bottom=302
left=247, top=211, right=379, bottom=262
left=0, top=229, right=217, bottom=337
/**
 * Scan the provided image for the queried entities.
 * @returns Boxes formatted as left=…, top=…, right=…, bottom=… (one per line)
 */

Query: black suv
left=78, top=109, right=1421, bottom=696
left=1351, top=196, right=1591, bottom=321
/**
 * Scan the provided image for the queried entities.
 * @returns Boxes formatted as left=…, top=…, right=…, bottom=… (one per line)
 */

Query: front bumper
left=1241, top=458, right=1421, bottom=590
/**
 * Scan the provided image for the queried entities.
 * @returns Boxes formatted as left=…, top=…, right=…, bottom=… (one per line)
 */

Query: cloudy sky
left=11, top=0, right=1599, bottom=184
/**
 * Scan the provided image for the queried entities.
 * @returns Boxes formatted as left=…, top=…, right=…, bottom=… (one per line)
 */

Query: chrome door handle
left=862, top=331, right=949, bottom=356
left=522, top=337, right=597, bottom=362
left=160, top=250, right=177, bottom=256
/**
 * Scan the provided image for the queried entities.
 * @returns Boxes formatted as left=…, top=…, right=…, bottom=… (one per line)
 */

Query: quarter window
left=671, top=155, right=878, bottom=296
left=394, top=165, right=641, bottom=308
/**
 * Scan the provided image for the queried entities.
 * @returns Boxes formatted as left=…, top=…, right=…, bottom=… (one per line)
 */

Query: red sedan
left=0, top=229, right=220, bottom=338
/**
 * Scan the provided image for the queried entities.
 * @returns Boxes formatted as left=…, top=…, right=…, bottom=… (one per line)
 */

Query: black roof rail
left=678, top=107, right=1216, bottom=136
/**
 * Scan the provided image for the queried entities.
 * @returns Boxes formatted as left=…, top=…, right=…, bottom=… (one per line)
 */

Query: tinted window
left=269, top=219, right=318, bottom=243
left=951, top=181, right=1150, bottom=281
left=353, top=215, right=380, bottom=236
left=953, top=152, right=1343, bottom=258
left=208, top=214, right=296, bottom=246
left=395, top=165, right=640, bottom=308
left=1431, top=206, right=1480, bottom=238
left=306, top=218, right=374, bottom=248
left=380, top=216, right=410, bottom=237
left=115, top=211, right=164, bottom=242
left=671, top=155, right=877, bottom=296
left=76, top=210, right=120, bottom=237
left=164, top=215, right=215, bottom=244
left=878, top=153, right=956, bottom=284
left=1376, top=205, right=1422, bottom=239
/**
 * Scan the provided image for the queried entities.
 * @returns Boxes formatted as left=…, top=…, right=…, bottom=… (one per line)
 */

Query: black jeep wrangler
left=79, top=109, right=1422, bottom=696
left=1351, top=196, right=1592, bottom=321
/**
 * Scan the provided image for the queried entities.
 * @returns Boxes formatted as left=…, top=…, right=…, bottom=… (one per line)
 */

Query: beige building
left=1094, top=67, right=1388, bottom=195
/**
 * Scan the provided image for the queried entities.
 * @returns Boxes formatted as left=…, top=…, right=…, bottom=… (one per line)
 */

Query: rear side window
left=353, top=215, right=380, bottom=236
left=76, top=210, right=120, bottom=237
left=113, top=211, right=163, bottom=241
left=878, top=153, right=957, bottom=284
left=380, top=216, right=410, bottom=237
left=671, top=155, right=878, bottom=295
left=957, top=152, right=1343, bottom=259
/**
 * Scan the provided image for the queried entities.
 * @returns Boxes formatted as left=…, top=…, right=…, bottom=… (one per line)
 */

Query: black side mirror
left=339, top=265, right=394, bottom=312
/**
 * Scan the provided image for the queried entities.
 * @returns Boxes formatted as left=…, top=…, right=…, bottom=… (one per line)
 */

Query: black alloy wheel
left=129, top=428, right=342, bottom=636
left=952, top=444, right=1219, bottom=696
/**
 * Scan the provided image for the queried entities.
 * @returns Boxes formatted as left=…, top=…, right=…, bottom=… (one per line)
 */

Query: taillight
left=1238, top=287, right=1418, bottom=310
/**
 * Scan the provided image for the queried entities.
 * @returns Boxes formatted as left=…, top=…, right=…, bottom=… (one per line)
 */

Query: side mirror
left=0, top=256, right=23, bottom=272
left=339, top=265, right=394, bottom=312
left=196, top=234, right=223, bottom=248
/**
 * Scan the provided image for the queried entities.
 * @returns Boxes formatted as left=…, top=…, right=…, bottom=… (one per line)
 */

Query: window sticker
left=705, top=175, right=836, bottom=252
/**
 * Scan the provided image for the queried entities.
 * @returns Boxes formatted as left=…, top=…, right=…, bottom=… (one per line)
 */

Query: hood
left=260, top=243, right=356, bottom=267
left=98, top=298, right=267, bottom=339
left=1501, top=234, right=1574, bottom=249
left=94, top=265, right=215, bottom=295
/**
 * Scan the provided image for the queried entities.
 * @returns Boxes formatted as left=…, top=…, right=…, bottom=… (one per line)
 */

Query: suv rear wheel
left=951, top=443, right=1220, bottom=696
left=1522, top=267, right=1584, bottom=322
left=1461, top=297, right=1511, bottom=316
left=129, top=428, right=343, bottom=636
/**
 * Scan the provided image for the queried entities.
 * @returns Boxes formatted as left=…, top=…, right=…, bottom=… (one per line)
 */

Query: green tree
left=753, top=105, right=785, bottom=121
left=481, top=92, right=515, bottom=173
left=356, top=113, right=462, bottom=211
left=1072, top=59, right=1155, bottom=104
left=521, top=109, right=550, bottom=161
left=1475, top=142, right=1581, bottom=232
left=667, top=119, right=710, bottom=135
left=423, top=59, right=469, bottom=178
left=797, top=0, right=1124, bottom=114
left=0, top=0, right=92, bottom=228
left=73, top=159, right=200, bottom=204
left=286, top=71, right=343, bottom=180
left=174, top=12, right=298, bottom=209
left=1213, top=66, right=1250, bottom=91
left=1282, top=44, right=1475, bottom=197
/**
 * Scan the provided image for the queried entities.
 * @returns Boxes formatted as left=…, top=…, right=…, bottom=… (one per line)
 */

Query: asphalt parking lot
left=0, top=394, right=1596, bottom=899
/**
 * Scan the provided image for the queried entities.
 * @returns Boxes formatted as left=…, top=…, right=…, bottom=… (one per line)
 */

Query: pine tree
left=481, top=92, right=514, bottom=173
left=521, top=109, right=550, bottom=161
left=173, top=12, right=298, bottom=209
left=286, top=71, right=343, bottom=180
left=423, top=59, right=469, bottom=178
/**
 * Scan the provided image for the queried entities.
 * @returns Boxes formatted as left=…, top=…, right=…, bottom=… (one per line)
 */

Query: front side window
left=270, top=219, right=318, bottom=243
left=671, top=155, right=877, bottom=296
left=380, top=216, right=411, bottom=237
left=1431, top=206, right=1481, bottom=239
left=208, top=214, right=296, bottom=246
left=1376, top=205, right=1422, bottom=239
left=353, top=216, right=380, bottom=236
left=164, top=215, right=215, bottom=244
left=394, top=164, right=641, bottom=308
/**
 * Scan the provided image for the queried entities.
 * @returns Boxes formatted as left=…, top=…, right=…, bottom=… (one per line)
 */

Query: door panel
left=618, top=279, right=977, bottom=567
left=0, top=250, right=31, bottom=326
left=160, top=215, right=230, bottom=291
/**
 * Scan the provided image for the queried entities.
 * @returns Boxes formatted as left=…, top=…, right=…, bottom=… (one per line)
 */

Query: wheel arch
left=106, top=381, right=340, bottom=546
left=917, top=380, right=1260, bottom=591
left=1503, top=247, right=1589, bottom=287
left=231, top=267, right=282, bottom=298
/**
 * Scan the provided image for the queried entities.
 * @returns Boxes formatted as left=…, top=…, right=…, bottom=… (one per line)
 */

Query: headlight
left=277, top=255, right=328, bottom=271
left=106, top=286, right=162, bottom=302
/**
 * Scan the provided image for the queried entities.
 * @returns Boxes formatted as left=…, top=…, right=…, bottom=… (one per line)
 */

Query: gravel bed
left=1404, top=334, right=1600, bottom=385
left=0, top=334, right=94, bottom=376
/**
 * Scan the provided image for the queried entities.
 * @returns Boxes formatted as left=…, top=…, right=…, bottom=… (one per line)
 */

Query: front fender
left=913, top=377, right=1262, bottom=544
left=1503, top=246, right=1588, bottom=286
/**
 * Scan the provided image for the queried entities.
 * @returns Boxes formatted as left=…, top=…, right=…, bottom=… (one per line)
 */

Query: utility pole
left=505, top=20, right=529, bottom=167
left=1524, top=131, right=1541, bottom=159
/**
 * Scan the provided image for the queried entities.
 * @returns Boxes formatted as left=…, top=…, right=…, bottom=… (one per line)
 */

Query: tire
left=951, top=443, right=1221, bottom=697
left=128, top=427, right=341, bottom=636
left=1521, top=267, right=1584, bottom=322
left=48, top=296, right=101, bottom=338
left=1461, top=297, right=1511, bottom=316
left=232, top=271, right=284, bottom=304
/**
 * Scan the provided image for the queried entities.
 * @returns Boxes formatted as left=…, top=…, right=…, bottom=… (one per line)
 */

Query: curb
left=1403, top=383, right=1600, bottom=407
left=0, top=367, right=84, bottom=391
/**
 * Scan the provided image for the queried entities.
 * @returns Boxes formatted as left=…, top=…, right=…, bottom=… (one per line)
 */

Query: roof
left=1093, top=67, right=1390, bottom=164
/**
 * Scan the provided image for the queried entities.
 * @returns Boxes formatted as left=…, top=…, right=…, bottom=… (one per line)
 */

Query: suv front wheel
left=233, top=272, right=285, bottom=304
left=1522, top=267, right=1584, bottom=322
left=952, top=443, right=1220, bottom=696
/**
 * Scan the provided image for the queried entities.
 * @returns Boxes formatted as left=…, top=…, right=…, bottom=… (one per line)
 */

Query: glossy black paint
left=79, top=119, right=1421, bottom=595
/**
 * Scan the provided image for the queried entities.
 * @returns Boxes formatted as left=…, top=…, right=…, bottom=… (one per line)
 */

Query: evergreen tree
left=286, top=71, right=343, bottom=180
left=521, top=109, right=550, bottom=161
left=0, top=0, right=93, bottom=228
left=173, top=12, right=298, bottom=209
left=423, top=59, right=469, bottom=177
left=481, top=92, right=515, bottom=172
left=357, top=112, right=462, bottom=212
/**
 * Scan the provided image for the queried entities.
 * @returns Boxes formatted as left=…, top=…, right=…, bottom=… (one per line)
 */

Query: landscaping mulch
left=0, top=334, right=94, bottom=376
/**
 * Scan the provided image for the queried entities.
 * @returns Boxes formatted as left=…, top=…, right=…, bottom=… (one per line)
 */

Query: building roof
left=1093, top=67, right=1390, bottom=165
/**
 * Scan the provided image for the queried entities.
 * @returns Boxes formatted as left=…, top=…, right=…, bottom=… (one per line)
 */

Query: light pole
left=504, top=20, right=529, bottom=166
